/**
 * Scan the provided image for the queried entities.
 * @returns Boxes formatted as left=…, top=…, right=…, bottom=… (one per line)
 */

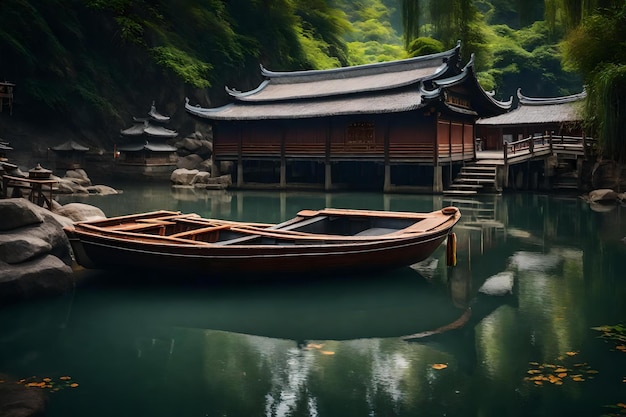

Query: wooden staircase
left=444, top=164, right=500, bottom=195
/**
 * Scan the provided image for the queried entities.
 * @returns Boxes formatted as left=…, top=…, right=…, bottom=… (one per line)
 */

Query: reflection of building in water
left=443, top=195, right=505, bottom=256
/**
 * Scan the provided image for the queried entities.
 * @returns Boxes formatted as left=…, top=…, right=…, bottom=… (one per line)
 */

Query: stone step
left=443, top=189, right=478, bottom=196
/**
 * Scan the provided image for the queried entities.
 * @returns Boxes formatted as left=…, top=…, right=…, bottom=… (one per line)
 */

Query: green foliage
left=561, top=2, right=626, bottom=161
left=407, top=37, right=445, bottom=57
left=340, top=0, right=405, bottom=64
left=151, top=46, right=212, bottom=88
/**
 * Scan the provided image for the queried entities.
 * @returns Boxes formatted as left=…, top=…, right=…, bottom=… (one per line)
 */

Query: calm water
left=2, top=183, right=626, bottom=417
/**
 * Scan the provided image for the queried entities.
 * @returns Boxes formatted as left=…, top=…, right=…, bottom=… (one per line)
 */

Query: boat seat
left=354, top=227, right=397, bottom=237
left=273, top=216, right=327, bottom=231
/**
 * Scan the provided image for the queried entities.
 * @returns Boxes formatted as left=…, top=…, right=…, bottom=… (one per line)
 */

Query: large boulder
left=171, top=168, right=199, bottom=185
left=0, top=199, right=75, bottom=304
left=52, top=202, right=106, bottom=222
left=176, top=154, right=204, bottom=170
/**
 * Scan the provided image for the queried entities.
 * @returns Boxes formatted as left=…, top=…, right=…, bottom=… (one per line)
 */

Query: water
left=2, top=183, right=626, bottom=417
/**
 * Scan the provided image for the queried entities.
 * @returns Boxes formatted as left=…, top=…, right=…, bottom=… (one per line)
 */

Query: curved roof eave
left=260, top=41, right=461, bottom=80
left=517, top=88, right=587, bottom=105
left=226, top=80, right=271, bottom=98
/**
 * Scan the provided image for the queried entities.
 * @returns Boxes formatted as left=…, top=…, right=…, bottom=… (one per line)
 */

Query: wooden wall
left=212, top=112, right=475, bottom=164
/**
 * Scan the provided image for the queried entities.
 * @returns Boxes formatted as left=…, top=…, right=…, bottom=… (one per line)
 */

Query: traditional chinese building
left=185, top=42, right=511, bottom=192
left=50, top=140, right=90, bottom=170
left=116, top=103, right=178, bottom=180
left=476, top=89, right=586, bottom=150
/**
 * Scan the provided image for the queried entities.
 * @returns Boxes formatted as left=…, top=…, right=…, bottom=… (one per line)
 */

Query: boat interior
left=73, top=209, right=456, bottom=246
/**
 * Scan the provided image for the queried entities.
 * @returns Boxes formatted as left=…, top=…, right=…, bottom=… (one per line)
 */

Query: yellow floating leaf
left=544, top=364, right=556, bottom=368
left=529, top=361, right=540, bottom=366
left=548, top=375, right=561, bottom=384
left=572, top=376, right=585, bottom=382
left=306, top=343, right=324, bottom=350
left=320, top=351, right=335, bottom=355
left=565, top=351, right=578, bottom=356
left=59, top=376, right=71, bottom=380
left=70, top=383, right=79, bottom=388
left=43, top=378, right=52, bottom=382
left=432, top=363, right=448, bottom=370
left=534, top=380, right=543, bottom=385
left=557, top=372, right=567, bottom=378
left=618, top=403, right=626, bottom=408
left=26, top=382, right=46, bottom=388
left=554, top=380, right=563, bottom=385
left=616, top=345, right=626, bottom=351
left=527, top=369, right=542, bottom=374
left=586, top=369, right=599, bottom=374
left=554, top=368, right=568, bottom=373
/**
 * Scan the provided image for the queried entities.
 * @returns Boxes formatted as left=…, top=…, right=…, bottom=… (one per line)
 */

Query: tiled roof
left=477, top=90, right=585, bottom=126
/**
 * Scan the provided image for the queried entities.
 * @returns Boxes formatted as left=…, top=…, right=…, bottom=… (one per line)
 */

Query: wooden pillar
left=433, top=165, right=443, bottom=193
left=280, top=160, right=286, bottom=188
left=383, top=164, right=391, bottom=192
left=237, top=160, right=244, bottom=187
left=383, top=117, right=391, bottom=192
left=324, top=163, right=332, bottom=190
left=325, top=118, right=332, bottom=191
left=237, top=124, right=244, bottom=186
left=280, top=124, right=286, bottom=188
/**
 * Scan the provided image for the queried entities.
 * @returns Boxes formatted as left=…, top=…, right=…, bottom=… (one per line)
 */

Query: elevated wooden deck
left=446, top=134, right=594, bottom=195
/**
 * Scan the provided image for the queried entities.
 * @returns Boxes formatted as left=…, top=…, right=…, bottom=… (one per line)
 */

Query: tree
left=561, top=2, right=626, bottom=162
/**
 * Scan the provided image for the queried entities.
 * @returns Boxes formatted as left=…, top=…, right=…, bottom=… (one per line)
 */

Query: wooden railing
left=503, top=134, right=596, bottom=165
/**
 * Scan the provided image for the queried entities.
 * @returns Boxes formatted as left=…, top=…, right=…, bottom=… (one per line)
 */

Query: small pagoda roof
left=51, top=140, right=89, bottom=152
left=120, top=120, right=178, bottom=139
left=117, top=141, right=177, bottom=152
left=477, top=89, right=585, bottom=127
left=148, top=102, right=171, bottom=123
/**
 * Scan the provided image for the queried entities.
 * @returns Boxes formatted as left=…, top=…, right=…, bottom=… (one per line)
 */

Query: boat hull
left=67, top=229, right=451, bottom=276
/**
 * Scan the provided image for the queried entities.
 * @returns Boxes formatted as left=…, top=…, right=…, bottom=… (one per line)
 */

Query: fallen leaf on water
left=306, top=343, right=324, bottom=350
left=571, top=376, right=585, bottom=382
left=320, top=351, right=335, bottom=356
left=554, top=367, right=568, bottom=373
left=565, top=351, right=578, bottom=356
left=432, top=363, right=448, bottom=370
left=557, top=372, right=567, bottom=378
left=59, top=376, right=71, bottom=381
left=70, top=383, right=79, bottom=388
left=43, top=378, right=52, bottom=382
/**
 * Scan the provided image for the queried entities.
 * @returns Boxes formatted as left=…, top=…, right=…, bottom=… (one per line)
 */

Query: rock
left=179, top=137, right=203, bottom=152
left=64, top=169, right=92, bottom=186
left=198, top=159, right=212, bottom=173
left=0, top=255, right=74, bottom=303
left=0, top=199, right=44, bottom=231
left=52, top=202, right=106, bottom=222
left=84, top=185, right=119, bottom=195
left=0, top=234, right=52, bottom=264
left=0, top=199, right=76, bottom=304
left=195, top=140, right=213, bottom=159
left=171, top=168, right=199, bottom=185
left=588, top=188, right=619, bottom=203
left=56, top=178, right=89, bottom=194
left=0, top=373, right=47, bottom=417
left=176, top=154, right=204, bottom=170
left=191, top=171, right=211, bottom=185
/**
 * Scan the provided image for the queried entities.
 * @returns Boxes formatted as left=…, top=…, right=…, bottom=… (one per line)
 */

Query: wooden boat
left=64, top=206, right=461, bottom=276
